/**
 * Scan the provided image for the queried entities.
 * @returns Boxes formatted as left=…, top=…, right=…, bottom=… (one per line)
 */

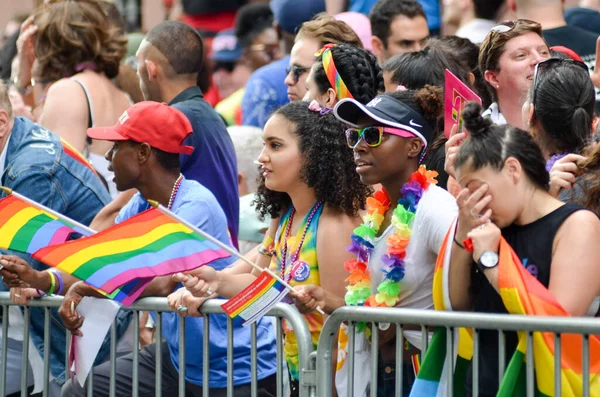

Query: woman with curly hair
left=303, top=43, right=383, bottom=108
left=291, top=86, right=458, bottom=396
left=167, top=100, right=370, bottom=396
left=14, top=0, right=131, bottom=197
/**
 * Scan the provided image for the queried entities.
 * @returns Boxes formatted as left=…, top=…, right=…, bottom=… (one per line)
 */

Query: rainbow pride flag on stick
left=0, top=188, right=94, bottom=254
left=33, top=206, right=231, bottom=301
left=410, top=221, right=600, bottom=397
left=221, top=270, right=288, bottom=326
left=148, top=203, right=322, bottom=323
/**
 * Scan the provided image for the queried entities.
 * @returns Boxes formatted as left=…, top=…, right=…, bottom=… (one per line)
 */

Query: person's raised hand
left=172, top=266, right=220, bottom=298
left=455, top=185, right=493, bottom=242
left=289, top=285, right=327, bottom=314
left=0, top=255, right=37, bottom=288
left=167, top=287, right=213, bottom=317
left=9, top=287, right=41, bottom=305
left=57, top=282, right=87, bottom=337
left=444, top=124, right=467, bottom=179
left=548, top=154, right=586, bottom=198
left=467, top=220, right=501, bottom=263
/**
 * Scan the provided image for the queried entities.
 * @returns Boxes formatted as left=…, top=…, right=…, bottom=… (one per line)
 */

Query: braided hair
left=312, top=44, right=384, bottom=104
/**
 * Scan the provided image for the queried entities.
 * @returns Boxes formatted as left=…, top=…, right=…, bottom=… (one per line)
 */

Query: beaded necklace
left=280, top=201, right=323, bottom=283
left=344, top=166, right=437, bottom=331
left=167, top=174, right=184, bottom=210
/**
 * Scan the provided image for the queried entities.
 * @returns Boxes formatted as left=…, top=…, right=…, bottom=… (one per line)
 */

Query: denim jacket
left=0, top=117, right=132, bottom=383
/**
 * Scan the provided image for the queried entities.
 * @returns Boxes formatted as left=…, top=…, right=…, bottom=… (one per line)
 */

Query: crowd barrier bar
left=316, top=306, right=600, bottom=397
left=0, top=293, right=316, bottom=397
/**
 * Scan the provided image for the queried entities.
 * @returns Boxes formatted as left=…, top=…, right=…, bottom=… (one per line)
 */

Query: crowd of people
left=0, top=0, right=599, bottom=396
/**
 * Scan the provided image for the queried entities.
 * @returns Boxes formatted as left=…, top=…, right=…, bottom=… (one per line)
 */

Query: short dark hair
left=455, top=102, right=549, bottom=190
left=235, top=3, right=274, bottom=49
left=383, top=42, right=470, bottom=90
left=531, top=60, right=595, bottom=155
left=434, top=36, right=493, bottom=108
left=312, top=44, right=383, bottom=104
left=370, top=0, right=426, bottom=46
left=473, top=0, right=504, bottom=21
left=145, top=21, right=204, bottom=75
left=152, top=147, right=180, bottom=170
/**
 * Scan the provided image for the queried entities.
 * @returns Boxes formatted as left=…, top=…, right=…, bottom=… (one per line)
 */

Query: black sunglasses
left=532, top=58, right=589, bottom=105
left=285, top=65, right=310, bottom=84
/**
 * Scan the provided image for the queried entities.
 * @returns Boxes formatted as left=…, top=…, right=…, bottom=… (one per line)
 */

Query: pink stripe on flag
left=118, top=278, right=153, bottom=306
left=49, top=226, right=74, bottom=246
left=99, top=249, right=230, bottom=293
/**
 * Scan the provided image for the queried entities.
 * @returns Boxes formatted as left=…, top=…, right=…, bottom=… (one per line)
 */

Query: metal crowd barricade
left=316, top=306, right=600, bottom=397
left=0, top=293, right=316, bottom=397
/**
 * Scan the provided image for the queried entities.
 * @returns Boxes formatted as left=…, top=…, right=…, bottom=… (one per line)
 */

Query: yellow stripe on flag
left=0, top=207, right=42, bottom=247
left=57, top=222, right=193, bottom=273
left=229, top=277, right=278, bottom=318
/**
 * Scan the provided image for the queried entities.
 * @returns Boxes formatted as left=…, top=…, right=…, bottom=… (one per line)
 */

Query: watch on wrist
left=477, top=251, right=499, bottom=272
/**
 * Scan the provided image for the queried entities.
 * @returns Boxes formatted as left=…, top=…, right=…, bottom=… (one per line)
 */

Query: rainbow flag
left=221, top=270, right=288, bottom=326
left=60, top=138, right=101, bottom=180
left=0, top=194, right=91, bottom=254
left=32, top=208, right=231, bottom=300
left=96, top=278, right=153, bottom=306
left=410, top=221, right=600, bottom=397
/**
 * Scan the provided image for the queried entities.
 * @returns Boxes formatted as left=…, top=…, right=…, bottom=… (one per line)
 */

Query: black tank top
left=465, top=203, right=585, bottom=396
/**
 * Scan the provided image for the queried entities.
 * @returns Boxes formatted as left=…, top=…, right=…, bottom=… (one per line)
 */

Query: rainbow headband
left=315, top=44, right=354, bottom=100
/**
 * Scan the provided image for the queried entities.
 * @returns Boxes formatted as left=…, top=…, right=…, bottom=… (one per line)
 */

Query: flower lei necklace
left=344, top=165, right=438, bottom=329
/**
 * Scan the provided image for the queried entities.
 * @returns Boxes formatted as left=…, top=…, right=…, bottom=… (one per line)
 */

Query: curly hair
left=255, top=101, right=370, bottom=219
left=33, top=0, right=127, bottom=81
left=312, top=44, right=384, bottom=104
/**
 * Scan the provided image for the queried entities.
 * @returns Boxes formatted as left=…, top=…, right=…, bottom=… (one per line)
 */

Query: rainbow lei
left=344, top=166, right=438, bottom=331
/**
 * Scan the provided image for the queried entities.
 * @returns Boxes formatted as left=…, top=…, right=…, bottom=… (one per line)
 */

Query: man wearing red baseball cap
left=60, top=101, right=278, bottom=397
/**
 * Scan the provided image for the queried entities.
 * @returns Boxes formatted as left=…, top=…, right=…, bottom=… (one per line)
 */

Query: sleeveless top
left=466, top=203, right=586, bottom=396
left=269, top=203, right=324, bottom=381
left=71, top=77, right=133, bottom=199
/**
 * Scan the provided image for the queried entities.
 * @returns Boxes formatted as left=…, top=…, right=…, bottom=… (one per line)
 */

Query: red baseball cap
left=87, top=101, right=194, bottom=155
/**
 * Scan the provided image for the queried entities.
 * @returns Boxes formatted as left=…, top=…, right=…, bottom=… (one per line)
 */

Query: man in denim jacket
left=0, top=82, right=119, bottom=395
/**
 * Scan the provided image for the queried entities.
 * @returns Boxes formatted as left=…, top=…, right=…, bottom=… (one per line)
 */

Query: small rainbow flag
left=0, top=194, right=91, bottom=254
left=221, top=270, right=288, bottom=326
left=410, top=221, right=600, bottom=397
left=33, top=208, right=231, bottom=301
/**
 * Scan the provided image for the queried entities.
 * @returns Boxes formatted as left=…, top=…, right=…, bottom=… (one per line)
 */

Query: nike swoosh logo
left=409, top=119, right=422, bottom=128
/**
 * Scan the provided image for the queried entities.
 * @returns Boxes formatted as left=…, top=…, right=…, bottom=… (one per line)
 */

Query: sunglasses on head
left=490, top=19, right=541, bottom=34
left=285, top=65, right=310, bottom=84
left=532, top=58, right=589, bottom=104
left=345, top=126, right=412, bottom=149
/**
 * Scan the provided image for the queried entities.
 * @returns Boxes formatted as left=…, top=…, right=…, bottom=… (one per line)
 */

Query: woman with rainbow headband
left=292, top=86, right=457, bottom=396
left=167, top=100, right=370, bottom=396
left=304, top=43, right=384, bottom=108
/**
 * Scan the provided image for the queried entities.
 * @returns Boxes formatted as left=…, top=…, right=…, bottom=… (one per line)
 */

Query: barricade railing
left=0, top=293, right=316, bottom=397
left=316, top=306, right=600, bottom=397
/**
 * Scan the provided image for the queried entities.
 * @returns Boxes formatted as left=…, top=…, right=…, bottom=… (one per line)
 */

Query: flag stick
left=149, top=201, right=325, bottom=314
left=1, top=187, right=95, bottom=235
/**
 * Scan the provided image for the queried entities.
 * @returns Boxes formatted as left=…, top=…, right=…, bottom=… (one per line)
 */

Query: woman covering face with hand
left=448, top=102, right=600, bottom=396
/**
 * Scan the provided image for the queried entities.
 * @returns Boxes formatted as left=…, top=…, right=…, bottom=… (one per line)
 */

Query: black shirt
left=465, top=204, right=584, bottom=396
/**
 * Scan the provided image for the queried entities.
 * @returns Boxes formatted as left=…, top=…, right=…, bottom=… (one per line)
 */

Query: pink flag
left=444, top=69, right=482, bottom=138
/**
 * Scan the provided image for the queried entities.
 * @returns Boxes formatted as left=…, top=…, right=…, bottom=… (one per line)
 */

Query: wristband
left=35, top=289, right=45, bottom=297
left=46, top=270, right=56, bottom=295
left=51, top=270, right=64, bottom=295
left=453, top=235, right=465, bottom=249
left=258, top=235, right=275, bottom=257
